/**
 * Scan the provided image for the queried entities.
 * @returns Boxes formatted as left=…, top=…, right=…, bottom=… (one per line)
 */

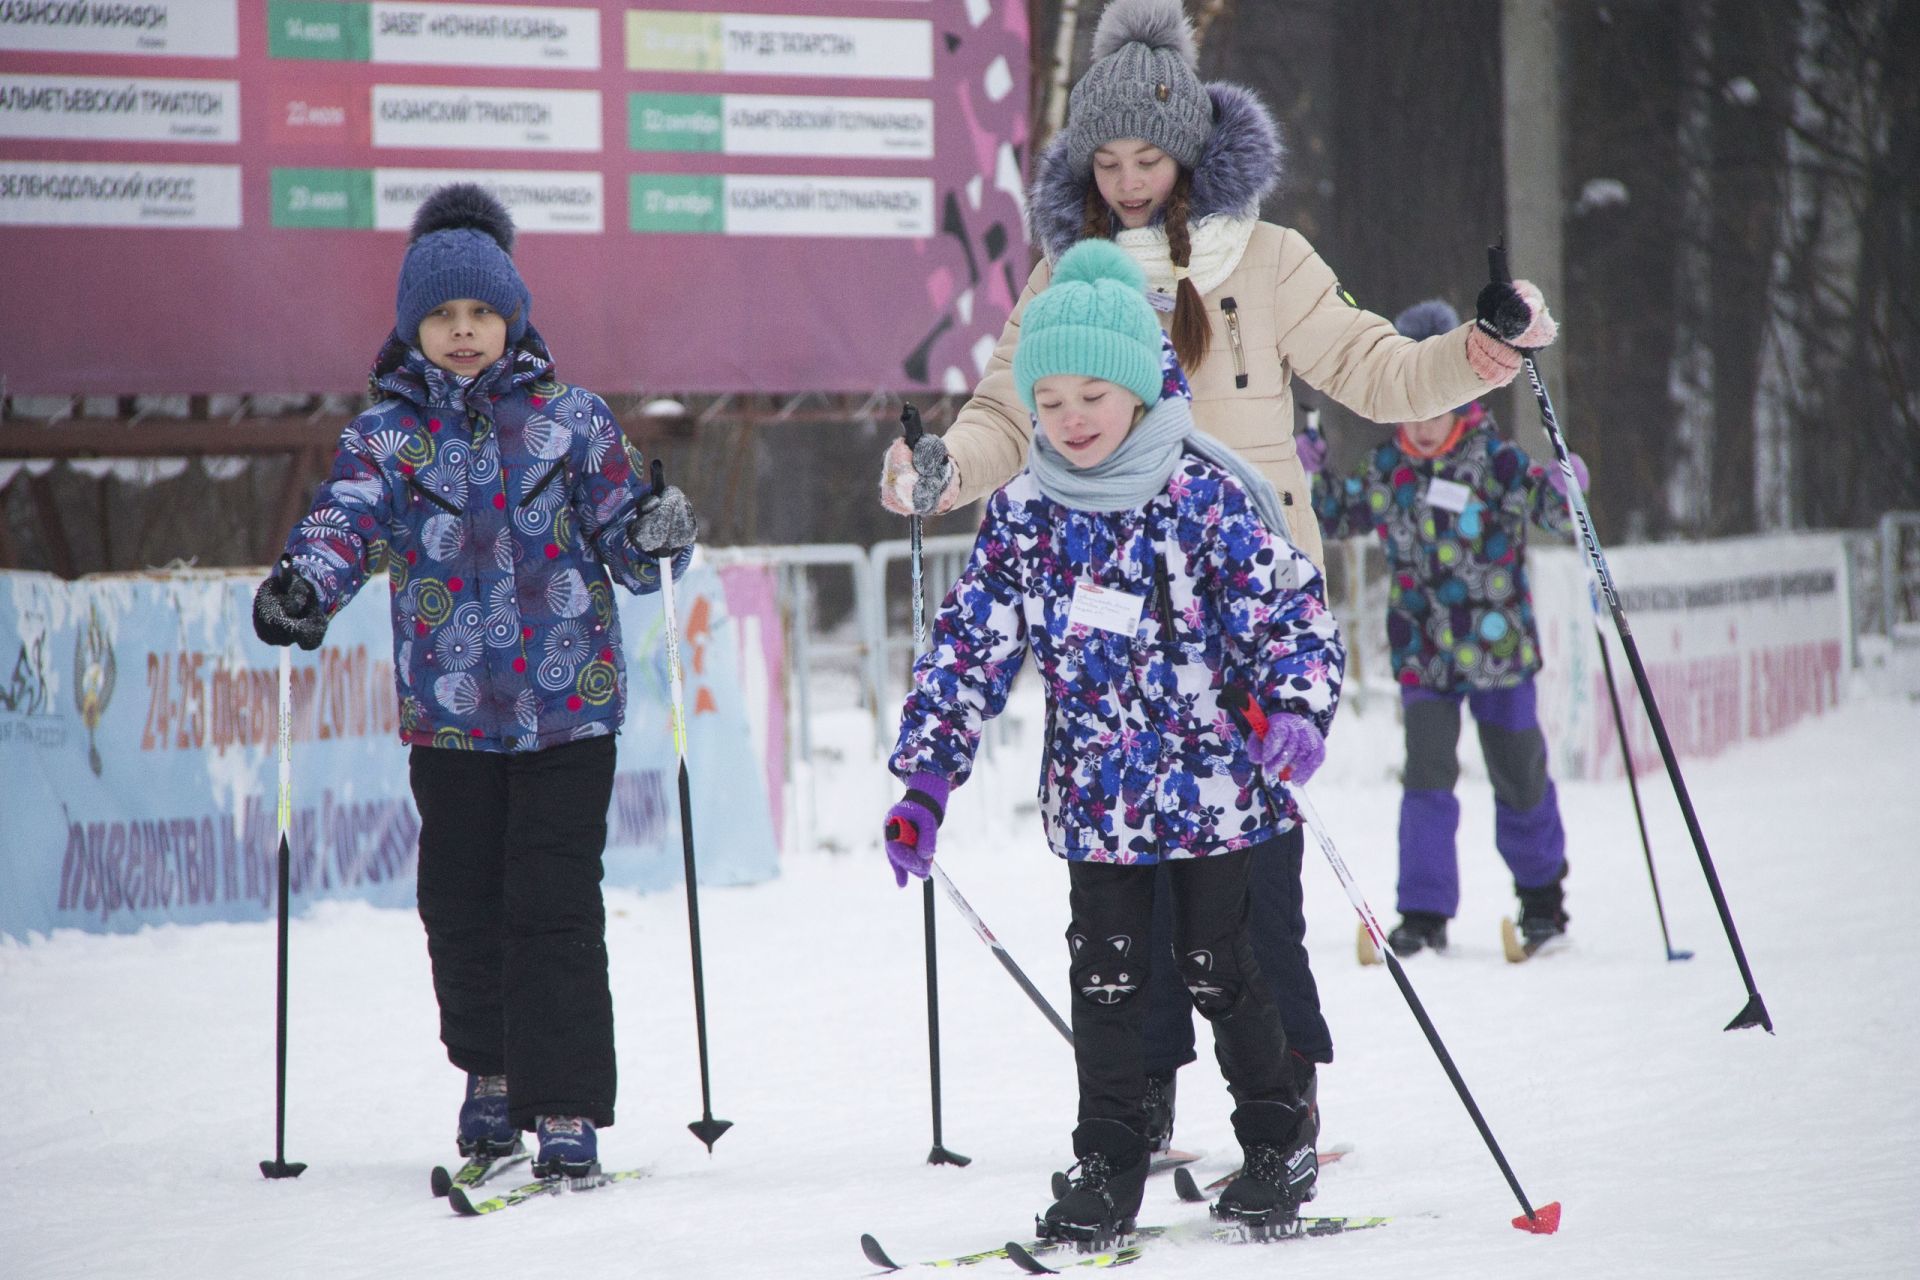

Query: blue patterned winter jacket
left=281, top=330, right=688, bottom=753
left=1310, top=414, right=1573, bottom=693
left=891, top=418, right=1345, bottom=863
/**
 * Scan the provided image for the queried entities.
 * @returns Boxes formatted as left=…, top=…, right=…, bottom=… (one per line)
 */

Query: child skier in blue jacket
left=882, top=240, right=1344, bottom=1240
left=251, top=185, right=696, bottom=1181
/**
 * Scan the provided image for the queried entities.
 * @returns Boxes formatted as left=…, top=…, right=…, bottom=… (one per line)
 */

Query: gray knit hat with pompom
left=1066, top=0, right=1213, bottom=177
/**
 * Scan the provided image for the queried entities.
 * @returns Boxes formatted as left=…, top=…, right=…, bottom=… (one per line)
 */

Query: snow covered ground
left=5, top=678, right=1918, bottom=1279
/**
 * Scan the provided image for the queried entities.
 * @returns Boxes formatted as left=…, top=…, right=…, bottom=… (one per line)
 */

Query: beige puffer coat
left=942, top=223, right=1493, bottom=572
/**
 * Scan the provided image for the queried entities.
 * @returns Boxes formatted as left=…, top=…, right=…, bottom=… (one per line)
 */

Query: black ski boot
left=1516, top=862, right=1570, bottom=948
left=1038, top=1119, right=1149, bottom=1244
left=1142, top=1070, right=1177, bottom=1156
left=1213, top=1101, right=1316, bottom=1231
left=1387, top=911, right=1449, bottom=956
left=1286, top=1052, right=1320, bottom=1155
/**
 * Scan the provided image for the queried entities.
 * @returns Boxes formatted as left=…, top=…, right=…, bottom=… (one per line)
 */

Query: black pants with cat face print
left=1066, top=843, right=1297, bottom=1130
left=1143, top=823, right=1331, bottom=1072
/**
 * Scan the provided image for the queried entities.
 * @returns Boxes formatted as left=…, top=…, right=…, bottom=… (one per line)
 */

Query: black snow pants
left=1067, top=845, right=1296, bottom=1128
left=1141, top=824, right=1331, bottom=1074
left=411, top=735, right=618, bottom=1130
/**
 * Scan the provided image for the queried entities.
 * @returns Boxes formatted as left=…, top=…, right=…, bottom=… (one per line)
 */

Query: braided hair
left=1078, top=172, right=1209, bottom=375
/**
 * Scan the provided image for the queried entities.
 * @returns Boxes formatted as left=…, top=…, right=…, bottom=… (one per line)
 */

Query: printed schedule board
left=0, top=1, right=1030, bottom=395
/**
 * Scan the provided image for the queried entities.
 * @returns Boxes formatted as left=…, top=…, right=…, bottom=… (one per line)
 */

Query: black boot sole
left=1033, top=1216, right=1137, bottom=1248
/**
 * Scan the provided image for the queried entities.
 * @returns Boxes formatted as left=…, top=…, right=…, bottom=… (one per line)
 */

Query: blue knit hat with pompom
left=1014, top=240, right=1164, bottom=411
left=1393, top=298, right=1460, bottom=342
left=395, top=184, right=531, bottom=344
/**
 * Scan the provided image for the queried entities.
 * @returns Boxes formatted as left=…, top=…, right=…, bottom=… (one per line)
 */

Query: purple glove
left=884, top=772, right=951, bottom=887
left=1545, top=452, right=1590, bottom=497
left=1246, top=712, right=1326, bottom=786
left=1295, top=427, right=1328, bottom=476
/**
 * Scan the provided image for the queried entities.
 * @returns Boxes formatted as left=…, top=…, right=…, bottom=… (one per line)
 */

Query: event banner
left=1527, top=534, right=1852, bottom=782
left=0, top=0, right=1030, bottom=395
left=0, top=557, right=779, bottom=940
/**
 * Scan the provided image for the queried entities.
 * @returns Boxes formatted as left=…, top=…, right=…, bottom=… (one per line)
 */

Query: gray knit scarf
left=1027, top=393, right=1291, bottom=539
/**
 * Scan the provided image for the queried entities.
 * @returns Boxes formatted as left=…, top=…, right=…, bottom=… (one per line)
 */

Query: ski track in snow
left=4, top=686, right=1917, bottom=1279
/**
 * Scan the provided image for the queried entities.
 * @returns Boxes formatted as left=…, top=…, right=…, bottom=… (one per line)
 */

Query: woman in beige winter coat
left=880, top=0, right=1555, bottom=570
left=876, top=0, right=1557, bottom=1171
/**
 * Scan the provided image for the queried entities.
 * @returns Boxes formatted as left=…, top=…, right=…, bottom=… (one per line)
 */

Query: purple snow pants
left=1396, top=680, right=1566, bottom=917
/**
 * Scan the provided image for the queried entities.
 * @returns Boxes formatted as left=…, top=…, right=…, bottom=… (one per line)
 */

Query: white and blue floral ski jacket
left=891, top=428, right=1345, bottom=864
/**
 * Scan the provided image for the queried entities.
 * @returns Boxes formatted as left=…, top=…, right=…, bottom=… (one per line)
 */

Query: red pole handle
left=1221, top=685, right=1268, bottom=738
left=887, top=817, right=919, bottom=848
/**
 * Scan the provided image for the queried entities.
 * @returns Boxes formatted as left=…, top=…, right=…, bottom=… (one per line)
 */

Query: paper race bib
left=1067, top=581, right=1146, bottom=636
left=1425, top=477, right=1473, bottom=513
left=1273, top=557, right=1310, bottom=590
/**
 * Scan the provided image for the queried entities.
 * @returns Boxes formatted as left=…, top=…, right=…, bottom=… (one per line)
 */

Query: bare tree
left=1190, top=0, right=1235, bottom=50
left=1753, top=0, right=1918, bottom=529
left=1037, top=0, right=1086, bottom=156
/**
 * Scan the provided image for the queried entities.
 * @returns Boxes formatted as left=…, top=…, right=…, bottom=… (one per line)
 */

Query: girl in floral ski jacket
left=250, top=185, right=696, bottom=1183
left=882, top=240, right=1343, bottom=1241
left=878, top=0, right=1564, bottom=1126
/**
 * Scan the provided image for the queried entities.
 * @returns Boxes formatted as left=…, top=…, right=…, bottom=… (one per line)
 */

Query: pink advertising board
left=0, top=1, right=1029, bottom=395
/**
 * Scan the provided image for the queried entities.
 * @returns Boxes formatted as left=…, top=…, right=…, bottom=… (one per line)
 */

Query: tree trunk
left=1501, top=0, right=1567, bottom=465
left=1666, top=0, right=1715, bottom=534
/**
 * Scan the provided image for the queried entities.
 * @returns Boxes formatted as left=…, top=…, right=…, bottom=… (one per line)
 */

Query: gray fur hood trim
left=1029, top=80, right=1284, bottom=262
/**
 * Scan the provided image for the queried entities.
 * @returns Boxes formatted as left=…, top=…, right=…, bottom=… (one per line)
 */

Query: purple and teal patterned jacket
left=1310, top=413, right=1573, bottom=692
left=280, top=329, right=688, bottom=753
left=890, top=425, right=1345, bottom=864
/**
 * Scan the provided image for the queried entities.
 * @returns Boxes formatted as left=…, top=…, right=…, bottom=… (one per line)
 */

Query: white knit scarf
left=1111, top=213, right=1259, bottom=303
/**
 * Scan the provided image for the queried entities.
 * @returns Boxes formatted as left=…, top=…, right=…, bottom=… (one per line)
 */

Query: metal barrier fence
left=706, top=536, right=973, bottom=857
left=710, top=531, right=1385, bottom=774
left=868, top=534, right=978, bottom=716
left=713, top=516, right=1914, bottom=849
left=1881, top=511, right=1920, bottom=641
left=704, top=542, right=873, bottom=766
left=705, top=534, right=974, bottom=755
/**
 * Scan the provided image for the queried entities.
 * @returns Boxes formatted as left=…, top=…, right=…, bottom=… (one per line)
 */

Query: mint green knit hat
left=1014, top=240, right=1164, bottom=412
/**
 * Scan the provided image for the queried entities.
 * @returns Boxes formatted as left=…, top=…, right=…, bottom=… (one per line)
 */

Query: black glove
left=1474, top=281, right=1533, bottom=343
left=253, top=562, right=327, bottom=650
left=631, top=484, right=697, bottom=556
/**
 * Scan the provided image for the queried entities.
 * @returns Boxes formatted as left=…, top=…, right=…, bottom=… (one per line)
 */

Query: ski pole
left=1221, top=689, right=1556, bottom=1232
left=930, top=864, right=1073, bottom=1046
left=261, top=562, right=306, bottom=1181
left=1297, top=788, right=1560, bottom=1233
left=1490, top=245, right=1765, bottom=1032
left=882, top=818, right=1075, bottom=1047
left=648, top=459, right=733, bottom=1151
left=1585, top=580, right=1691, bottom=963
left=900, top=403, right=968, bottom=1168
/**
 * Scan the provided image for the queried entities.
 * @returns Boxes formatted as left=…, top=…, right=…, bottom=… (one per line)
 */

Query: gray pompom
left=1090, top=0, right=1198, bottom=71
left=409, top=182, right=515, bottom=252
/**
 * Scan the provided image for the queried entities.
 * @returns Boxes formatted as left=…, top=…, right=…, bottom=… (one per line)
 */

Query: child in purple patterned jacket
left=250, top=185, right=696, bottom=1182
left=882, top=240, right=1344, bottom=1241
left=1304, top=298, right=1583, bottom=958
